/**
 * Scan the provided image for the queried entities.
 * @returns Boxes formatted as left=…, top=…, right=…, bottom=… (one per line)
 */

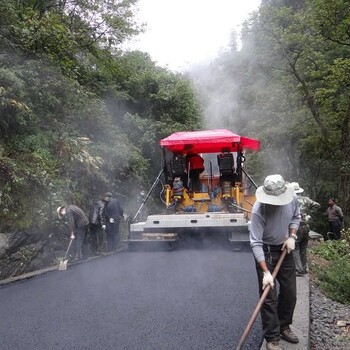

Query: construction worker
left=104, top=192, right=124, bottom=252
left=88, top=196, right=107, bottom=254
left=186, top=153, right=204, bottom=192
left=250, top=174, right=301, bottom=350
left=57, top=204, right=89, bottom=261
left=290, top=182, right=320, bottom=276
left=326, top=198, right=344, bottom=240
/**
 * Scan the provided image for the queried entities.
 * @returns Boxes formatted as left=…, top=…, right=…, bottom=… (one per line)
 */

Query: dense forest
left=193, top=0, right=350, bottom=221
left=0, top=0, right=349, bottom=276
left=0, top=0, right=201, bottom=231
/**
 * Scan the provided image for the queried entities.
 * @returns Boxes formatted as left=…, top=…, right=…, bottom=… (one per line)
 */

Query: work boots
left=280, top=326, right=299, bottom=343
left=266, top=338, right=283, bottom=350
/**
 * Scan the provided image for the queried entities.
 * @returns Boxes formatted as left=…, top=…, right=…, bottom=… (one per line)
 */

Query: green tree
left=0, top=0, right=202, bottom=233
left=211, top=0, right=350, bottom=210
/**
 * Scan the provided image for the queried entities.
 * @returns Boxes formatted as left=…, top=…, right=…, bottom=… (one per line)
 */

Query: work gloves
left=262, top=271, right=274, bottom=290
left=282, top=237, right=296, bottom=254
left=109, top=218, right=114, bottom=223
left=102, top=225, right=106, bottom=230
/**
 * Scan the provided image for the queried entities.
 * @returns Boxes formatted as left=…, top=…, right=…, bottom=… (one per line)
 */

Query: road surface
left=0, top=242, right=263, bottom=350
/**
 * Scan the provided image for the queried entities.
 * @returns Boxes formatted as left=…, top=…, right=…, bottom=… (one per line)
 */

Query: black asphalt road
left=0, top=243, right=263, bottom=350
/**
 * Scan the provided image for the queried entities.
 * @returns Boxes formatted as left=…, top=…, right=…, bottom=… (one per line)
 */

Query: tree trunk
left=339, top=94, right=350, bottom=214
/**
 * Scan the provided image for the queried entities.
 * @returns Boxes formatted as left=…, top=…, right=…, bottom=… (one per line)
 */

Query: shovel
left=58, top=236, right=74, bottom=271
left=236, top=248, right=287, bottom=350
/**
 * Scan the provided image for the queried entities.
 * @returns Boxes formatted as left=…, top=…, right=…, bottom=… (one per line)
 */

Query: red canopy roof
left=160, top=129, right=260, bottom=154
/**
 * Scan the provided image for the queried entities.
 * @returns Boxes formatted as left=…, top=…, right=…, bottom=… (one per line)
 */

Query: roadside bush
left=342, top=227, right=350, bottom=246
left=312, top=230, right=350, bottom=303
left=316, top=258, right=350, bottom=304
left=313, top=239, right=349, bottom=261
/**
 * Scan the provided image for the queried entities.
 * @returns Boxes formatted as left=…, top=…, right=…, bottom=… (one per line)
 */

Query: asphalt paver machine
left=126, top=129, right=260, bottom=250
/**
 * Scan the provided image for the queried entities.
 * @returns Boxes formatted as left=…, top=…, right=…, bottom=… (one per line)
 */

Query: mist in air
left=186, top=29, right=299, bottom=182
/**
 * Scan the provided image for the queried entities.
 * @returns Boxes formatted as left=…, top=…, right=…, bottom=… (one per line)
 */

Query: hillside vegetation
left=0, top=0, right=201, bottom=231
left=1, top=0, right=350, bottom=284
left=193, top=0, right=350, bottom=225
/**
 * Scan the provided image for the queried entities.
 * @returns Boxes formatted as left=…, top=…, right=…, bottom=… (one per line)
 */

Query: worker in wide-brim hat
left=290, top=182, right=320, bottom=276
left=250, top=174, right=301, bottom=350
left=290, top=182, right=304, bottom=194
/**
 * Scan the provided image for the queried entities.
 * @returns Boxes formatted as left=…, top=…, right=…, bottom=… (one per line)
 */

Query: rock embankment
left=308, top=236, right=350, bottom=350
left=310, top=283, right=350, bottom=349
left=0, top=230, right=66, bottom=280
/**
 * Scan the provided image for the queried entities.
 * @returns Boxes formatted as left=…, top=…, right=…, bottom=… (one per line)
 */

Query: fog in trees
left=188, top=0, right=350, bottom=215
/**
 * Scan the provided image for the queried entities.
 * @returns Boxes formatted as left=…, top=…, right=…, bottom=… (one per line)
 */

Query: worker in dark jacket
left=104, top=192, right=124, bottom=252
left=57, top=204, right=89, bottom=261
left=89, top=197, right=107, bottom=254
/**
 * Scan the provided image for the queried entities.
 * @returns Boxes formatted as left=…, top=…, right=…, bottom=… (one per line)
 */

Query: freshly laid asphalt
left=0, top=240, right=311, bottom=350
left=0, top=242, right=264, bottom=350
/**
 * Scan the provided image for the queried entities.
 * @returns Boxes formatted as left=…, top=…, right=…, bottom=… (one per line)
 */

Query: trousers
left=293, top=227, right=309, bottom=274
left=328, top=220, right=342, bottom=240
left=74, top=225, right=88, bottom=260
left=106, top=220, right=120, bottom=252
left=89, top=224, right=105, bottom=254
left=256, top=244, right=297, bottom=341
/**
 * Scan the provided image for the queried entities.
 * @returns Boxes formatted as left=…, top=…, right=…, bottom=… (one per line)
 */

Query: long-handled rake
left=236, top=248, right=287, bottom=349
left=58, top=237, right=74, bottom=271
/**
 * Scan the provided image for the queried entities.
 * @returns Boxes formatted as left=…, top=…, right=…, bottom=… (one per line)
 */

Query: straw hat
left=290, top=182, right=304, bottom=194
left=256, top=174, right=294, bottom=205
